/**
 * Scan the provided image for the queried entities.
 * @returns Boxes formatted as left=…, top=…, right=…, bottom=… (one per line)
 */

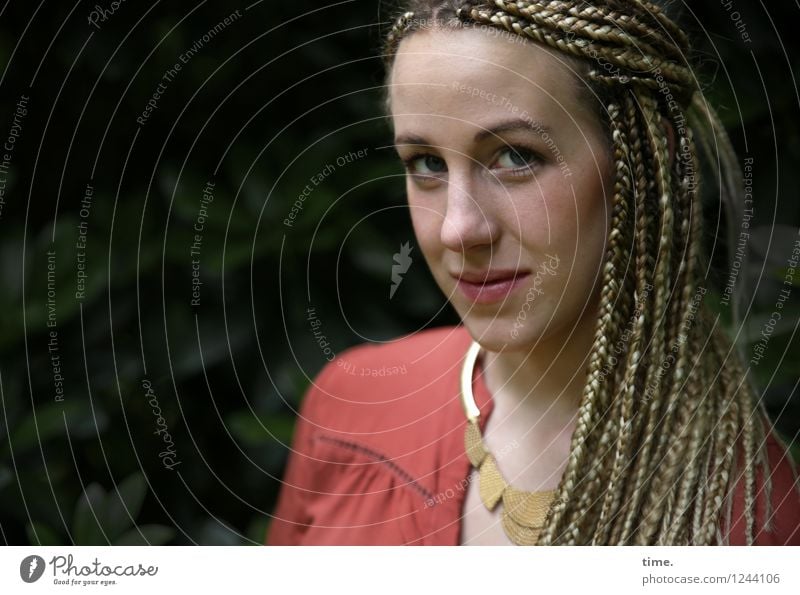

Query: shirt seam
left=315, top=434, right=436, bottom=503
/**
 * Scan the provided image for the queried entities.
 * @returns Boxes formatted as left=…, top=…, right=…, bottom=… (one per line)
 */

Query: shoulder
left=284, top=325, right=474, bottom=522
left=756, top=431, right=800, bottom=544
left=268, top=326, right=474, bottom=545
left=299, top=324, right=472, bottom=434
left=330, top=324, right=470, bottom=387
left=728, top=428, right=800, bottom=545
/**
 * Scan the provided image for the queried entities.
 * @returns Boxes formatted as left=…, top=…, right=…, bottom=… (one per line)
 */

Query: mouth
left=451, top=269, right=530, bottom=305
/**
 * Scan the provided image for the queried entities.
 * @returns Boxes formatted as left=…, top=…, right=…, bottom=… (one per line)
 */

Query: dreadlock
left=383, top=0, right=773, bottom=545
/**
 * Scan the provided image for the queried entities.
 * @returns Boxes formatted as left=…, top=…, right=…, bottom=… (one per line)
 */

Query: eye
left=493, top=146, right=540, bottom=171
left=402, top=153, right=447, bottom=175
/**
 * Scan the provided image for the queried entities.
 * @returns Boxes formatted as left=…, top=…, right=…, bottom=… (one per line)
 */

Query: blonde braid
left=663, top=377, right=712, bottom=543
left=700, top=359, right=740, bottom=542
left=658, top=114, right=726, bottom=542
left=643, top=98, right=706, bottom=542
left=742, top=381, right=757, bottom=543
left=498, top=1, right=693, bottom=87
left=385, top=11, right=416, bottom=61
left=630, top=93, right=682, bottom=544
left=612, top=91, right=659, bottom=544
left=592, top=100, right=640, bottom=543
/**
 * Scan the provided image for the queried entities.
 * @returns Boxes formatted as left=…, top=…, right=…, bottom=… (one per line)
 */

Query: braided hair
left=383, top=0, right=773, bottom=545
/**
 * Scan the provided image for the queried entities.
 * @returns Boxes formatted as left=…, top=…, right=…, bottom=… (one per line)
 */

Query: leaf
left=245, top=515, right=269, bottom=546
left=114, top=524, right=175, bottom=546
left=6, top=402, right=71, bottom=455
left=5, top=400, right=107, bottom=456
left=104, top=472, right=148, bottom=541
left=226, top=411, right=296, bottom=446
left=0, top=466, right=11, bottom=490
left=26, top=522, right=62, bottom=546
left=73, top=483, right=108, bottom=545
left=197, top=520, right=241, bottom=545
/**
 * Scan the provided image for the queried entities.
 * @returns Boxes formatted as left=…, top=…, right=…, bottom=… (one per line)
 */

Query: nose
left=439, top=173, right=499, bottom=253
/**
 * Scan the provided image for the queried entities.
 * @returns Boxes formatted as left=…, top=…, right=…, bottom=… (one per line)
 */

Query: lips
left=451, top=269, right=530, bottom=304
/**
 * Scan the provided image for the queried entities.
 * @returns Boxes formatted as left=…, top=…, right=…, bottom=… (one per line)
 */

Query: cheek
left=555, top=169, right=613, bottom=291
left=407, top=195, right=444, bottom=258
left=511, top=169, right=610, bottom=302
left=577, top=165, right=613, bottom=255
left=509, top=175, right=605, bottom=256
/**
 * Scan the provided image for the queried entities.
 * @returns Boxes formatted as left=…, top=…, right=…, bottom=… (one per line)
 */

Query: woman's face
left=389, top=27, right=614, bottom=353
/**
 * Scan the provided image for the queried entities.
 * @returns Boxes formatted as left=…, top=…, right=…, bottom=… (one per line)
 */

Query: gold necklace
left=460, top=340, right=556, bottom=545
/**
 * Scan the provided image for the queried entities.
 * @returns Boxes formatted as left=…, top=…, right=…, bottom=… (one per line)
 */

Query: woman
left=268, top=0, right=799, bottom=545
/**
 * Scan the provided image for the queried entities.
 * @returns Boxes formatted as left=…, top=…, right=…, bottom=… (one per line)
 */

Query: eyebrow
left=393, top=118, right=552, bottom=147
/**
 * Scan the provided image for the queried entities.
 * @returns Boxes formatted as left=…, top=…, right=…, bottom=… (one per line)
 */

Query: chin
left=460, top=315, right=544, bottom=354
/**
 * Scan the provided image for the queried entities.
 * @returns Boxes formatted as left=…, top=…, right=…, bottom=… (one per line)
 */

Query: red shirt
left=267, top=325, right=800, bottom=545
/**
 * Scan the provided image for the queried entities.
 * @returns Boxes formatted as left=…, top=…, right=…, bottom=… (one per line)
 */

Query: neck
left=480, top=307, right=597, bottom=424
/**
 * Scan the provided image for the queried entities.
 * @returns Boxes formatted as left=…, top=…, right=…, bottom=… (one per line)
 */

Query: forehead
left=389, top=26, right=588, bottom=123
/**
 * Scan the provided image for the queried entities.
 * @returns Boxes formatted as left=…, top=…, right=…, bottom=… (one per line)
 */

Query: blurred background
left=0, top=0, right=797, bottom=545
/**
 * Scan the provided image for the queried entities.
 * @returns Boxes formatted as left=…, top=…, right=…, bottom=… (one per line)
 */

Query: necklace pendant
left=503, top=486, right=556, bottom=527
left=464, top=420, right=487, bottom=467
left=478, top=453, right=507, bottom=510
left=502, top=512, right=543, bottom=546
